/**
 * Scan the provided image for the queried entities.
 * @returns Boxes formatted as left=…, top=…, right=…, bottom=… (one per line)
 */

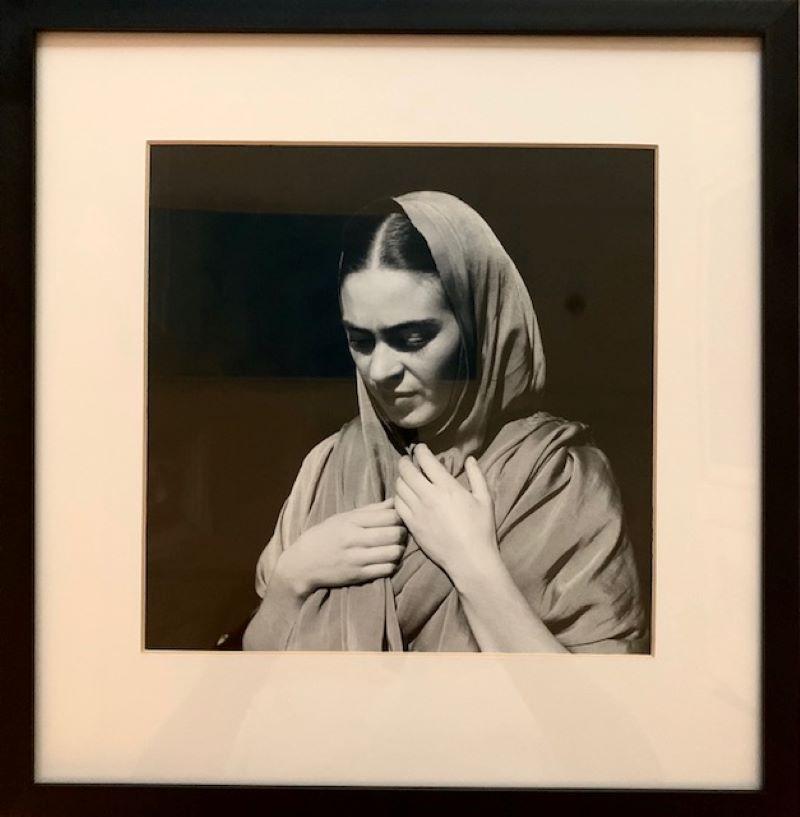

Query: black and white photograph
left=145, top=143, right=654, bottom=653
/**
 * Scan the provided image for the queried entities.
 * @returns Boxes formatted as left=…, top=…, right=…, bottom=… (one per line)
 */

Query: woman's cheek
left=352, top=354, right=370, bottom=380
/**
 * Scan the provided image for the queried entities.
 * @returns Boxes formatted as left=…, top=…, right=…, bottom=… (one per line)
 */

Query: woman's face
left=340, top=267, right=463, bottom=430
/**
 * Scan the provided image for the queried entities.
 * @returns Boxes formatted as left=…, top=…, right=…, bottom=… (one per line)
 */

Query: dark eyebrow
left=342, top=319, right=440, bottom=334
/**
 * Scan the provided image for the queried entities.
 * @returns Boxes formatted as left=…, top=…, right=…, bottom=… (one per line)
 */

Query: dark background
left=145, top=144, right=654, bottom=650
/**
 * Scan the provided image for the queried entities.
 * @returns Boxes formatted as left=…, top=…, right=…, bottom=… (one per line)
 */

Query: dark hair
left=338, top=200, right=438, bottom=281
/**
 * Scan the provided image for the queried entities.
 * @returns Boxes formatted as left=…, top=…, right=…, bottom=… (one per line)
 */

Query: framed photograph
left=145, top=142, right=655, bottom=656
left=1, top=0, right=797, bottom=813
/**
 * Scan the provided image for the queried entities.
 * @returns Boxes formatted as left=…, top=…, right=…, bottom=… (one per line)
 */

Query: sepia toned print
left=146, top=144, right=654, bottom=652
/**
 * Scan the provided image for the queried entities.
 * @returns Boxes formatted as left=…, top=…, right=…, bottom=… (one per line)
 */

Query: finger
left=413, top=443, right=455, bottom=487
left=394, top=475, right=420, bottom=511
left=394, top=495, right=413, bottom=525
left=354, top=544, right=405, bottom=565
left=349, top=508, right=402, bottom=528
left=465, top=456, right=491, bottom=505
left=397, top=456, right=431, bottom=497
left=359, top=525, right=407, bottom=547
left=360, top=562, right=397, bottom=581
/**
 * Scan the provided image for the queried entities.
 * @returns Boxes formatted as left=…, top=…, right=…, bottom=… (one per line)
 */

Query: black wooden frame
left=1, top=2, right=797, bottom=814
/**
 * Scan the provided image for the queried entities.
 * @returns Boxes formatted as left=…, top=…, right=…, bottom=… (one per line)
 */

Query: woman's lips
left=377, top=391, right=417, bottom=404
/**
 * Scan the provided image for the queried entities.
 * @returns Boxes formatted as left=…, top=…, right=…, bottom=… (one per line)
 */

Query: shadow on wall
left=145, top=376, right=357, bottom=649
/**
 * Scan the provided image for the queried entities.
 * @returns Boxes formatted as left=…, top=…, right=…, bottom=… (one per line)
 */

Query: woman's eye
left=396, top=332, right=433, bottom=351
left=348, top=336, right=374, bottom=353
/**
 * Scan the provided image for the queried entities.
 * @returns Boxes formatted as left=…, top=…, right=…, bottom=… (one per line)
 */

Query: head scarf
left=255, top=191, right=646, bottom=652
left=353, top=190, right=546, bottom=492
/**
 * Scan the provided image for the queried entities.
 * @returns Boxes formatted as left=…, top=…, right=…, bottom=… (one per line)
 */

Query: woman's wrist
left=451, top=548, right=566, bottom=654
left=447, top=539, right=505, bottom=597
left=243, top=554, right=308, bottom=650
left=274, top=550, right=314, bottom=599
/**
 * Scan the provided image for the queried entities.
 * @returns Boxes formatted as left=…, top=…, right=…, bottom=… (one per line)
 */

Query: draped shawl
left=254, top=191, right=647, bottom=652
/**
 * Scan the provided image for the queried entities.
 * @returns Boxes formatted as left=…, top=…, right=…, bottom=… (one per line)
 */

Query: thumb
left=362, top=497, right=394, bottom=510
left=465, top=456, right=491, bottom=505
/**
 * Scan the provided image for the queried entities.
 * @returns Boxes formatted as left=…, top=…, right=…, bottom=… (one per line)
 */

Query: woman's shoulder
left=520, top=410, right=587, bottom=435
left=493, top=411, right=614, bottom=482
left=297, top=416, right=361, bottom=473
left=493, top=410, right=590, bottom=456
left=298, top=428, right=341, bottom=474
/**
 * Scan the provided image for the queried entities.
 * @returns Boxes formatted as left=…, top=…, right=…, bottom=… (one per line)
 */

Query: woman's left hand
left=394, top=444, right=500, bottom=588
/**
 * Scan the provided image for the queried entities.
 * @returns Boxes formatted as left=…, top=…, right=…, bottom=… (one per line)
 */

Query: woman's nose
left=368, top=342, right=403, bottom=385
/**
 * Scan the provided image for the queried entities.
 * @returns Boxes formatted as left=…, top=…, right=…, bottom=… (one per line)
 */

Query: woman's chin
left=392, top=418, right=422, bottom=430
left=386, top=412, right=421, bottom=430
left=387, top=407, right=441, bottom=430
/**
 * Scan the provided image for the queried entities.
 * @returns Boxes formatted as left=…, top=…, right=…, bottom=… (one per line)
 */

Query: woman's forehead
left=340, top=267, right=452, bottom=326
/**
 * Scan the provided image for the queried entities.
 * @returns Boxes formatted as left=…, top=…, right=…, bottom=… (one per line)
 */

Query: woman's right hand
left=274, top=498, right=407, bottom=599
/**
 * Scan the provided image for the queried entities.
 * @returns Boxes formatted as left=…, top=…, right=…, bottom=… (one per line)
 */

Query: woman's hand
left=393, top=444, right=500, bottom=589
left=275, top=498, right=407, bottom=599
left=393, top=444, right=567, bottom=653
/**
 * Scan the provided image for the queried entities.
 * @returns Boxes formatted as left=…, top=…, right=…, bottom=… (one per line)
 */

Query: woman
left=242, top=190, right=647, bottom=652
